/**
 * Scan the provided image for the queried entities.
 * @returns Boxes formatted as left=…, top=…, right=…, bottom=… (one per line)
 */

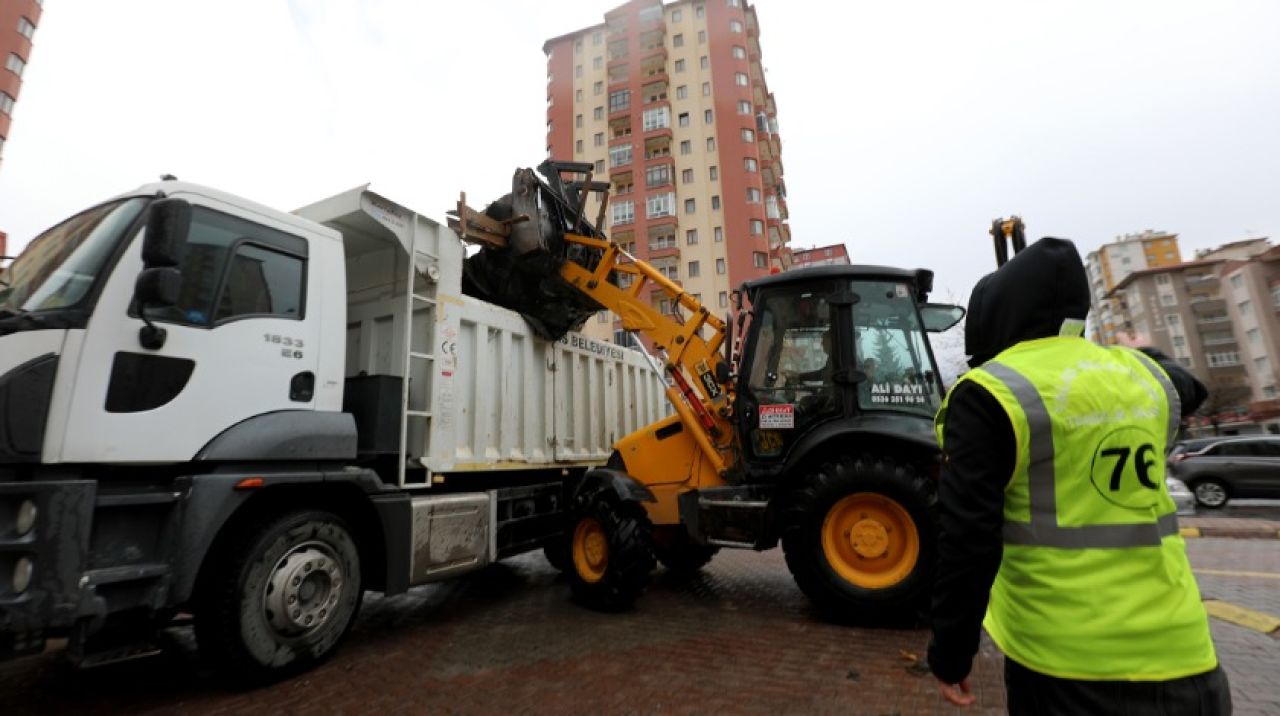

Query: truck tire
left=781, top=454, right=936, bottom=624
left=566, top=485, right=654, bottom=611
left=196, top=510, right=363, bottom=683
left=652, top=527, right=719, bottom=576
left=543, top=533, right=571, bottom=572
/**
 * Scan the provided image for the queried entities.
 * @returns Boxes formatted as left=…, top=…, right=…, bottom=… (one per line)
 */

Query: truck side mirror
left=920, top=303, right=965, bottom=333
left=142, top=198, right=191, bottom=268
left=135, top=267, right=181, bottom=307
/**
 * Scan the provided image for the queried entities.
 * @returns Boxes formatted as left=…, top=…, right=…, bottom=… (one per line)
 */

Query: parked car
left=1167, top=436, right=1280, bottom=508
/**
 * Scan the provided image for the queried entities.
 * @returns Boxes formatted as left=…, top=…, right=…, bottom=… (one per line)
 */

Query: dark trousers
left=1005, top=657, right=1232, bottom=715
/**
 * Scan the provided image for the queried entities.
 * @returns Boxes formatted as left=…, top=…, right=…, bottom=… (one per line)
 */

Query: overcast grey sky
left=1, top=0, right=1277, bottom=302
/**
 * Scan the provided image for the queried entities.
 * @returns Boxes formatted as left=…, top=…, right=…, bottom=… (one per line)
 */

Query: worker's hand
left=1113, top=331, right=1150, bottom=349
left=936, top=677, right=976, bottom=707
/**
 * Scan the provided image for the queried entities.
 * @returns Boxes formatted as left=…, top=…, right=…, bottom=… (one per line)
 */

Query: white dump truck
left=0, top=178, right=666, bottom=679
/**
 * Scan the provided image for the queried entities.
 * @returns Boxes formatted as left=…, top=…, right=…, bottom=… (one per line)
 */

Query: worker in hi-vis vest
left=928, top=238, right=1230, bottom=714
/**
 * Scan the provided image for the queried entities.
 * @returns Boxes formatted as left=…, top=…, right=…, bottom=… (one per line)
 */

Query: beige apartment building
left=543, top=0, right=791, bottom=345
left=1085, top=230, right=1182, bottom=345
left=1109, top=238, right=1280, bottom=428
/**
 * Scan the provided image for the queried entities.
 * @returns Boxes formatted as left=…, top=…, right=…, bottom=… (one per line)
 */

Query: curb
left=1179, top=525, right=1280, bottom=540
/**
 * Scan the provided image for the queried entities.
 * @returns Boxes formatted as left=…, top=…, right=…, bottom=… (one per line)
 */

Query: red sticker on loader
left=759, top=404, right=795, bottom=429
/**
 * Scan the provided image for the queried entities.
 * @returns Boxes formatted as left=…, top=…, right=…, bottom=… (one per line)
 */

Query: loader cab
left=736, top=266, right=958, bottom=467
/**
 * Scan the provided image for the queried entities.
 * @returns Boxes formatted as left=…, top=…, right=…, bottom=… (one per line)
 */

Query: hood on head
left=965, top=237, right=1090, bottom=367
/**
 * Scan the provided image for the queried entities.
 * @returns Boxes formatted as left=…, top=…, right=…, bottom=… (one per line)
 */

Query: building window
left=714, top=226, right=724, bottom=242
left=673, top=33, right=684, bottom=48
left=593, top=81, right=604, bottom=95
left=575, top=64, right=583, bottom=78
left=609, top=144, right=633, bottom=167
left=741, top=128, right=755, bottom=142
left=594, top=106, right=604, bottom=120
left=1172, top=335, right=1186, bottom=347
left=1271, top=285, right=1280, bottom=308
left=646, top=164, right=671, bottom=187
left=704, top=109, right=714, bottom=124
left=1248, top=327, right=1262, bottom=346
left=575, top=139, right=583, bottom=153
left=1160, top=293, right=1175, bottom=306
left=1257, top=356, right=1272, bottom=375
left=597, top=312, right=608, bottom=323
left=576, top=89, right=583, bottom=103
left=1178, top=357, right=1193, bottom=368
left=609, top=89, right=631, bottom=112
left=674, top=59, right=686, bottom=73
left=733, top=46, right=747, bottom=59
left=595, top=159, right=605, bottom=173
left=700, top=56, right=709, bottom=70
left=730, top=19, right=744, bottom=32
left=688, top=260, right=701, bottom=277
left=706, top=137, right=716, bottom=151
left=744, top=157, right=758, bottom=172
left=672, top=8, right=683, bottom=22
left=6, top=53, right=25, bottom=78
left=716, top=258, right=727, bottom=274
left=684, top=198, right=696, bottom=214
left=1239, top=299, right=1252, bottom=318
left=575, top=114, right=583, bottom=128
left=711, top=195, right=721, bottom=210
left=702, top=82, right=712, bottom=96
left=594, top=133, right=604, bottom=146
left=686, top=229, right=699, bottom=245
left=648, top=192, right=676, bottom=218
left=0, top=92, right=13, bottom=115
left=1155, top=273, right=1170, bottom=285
left=738, top=100, right=751, bottom=115
left=750, top=219, right=764, bottom=235
left=593, top=31, right=603, bottom=45
left=709, top=166, right=718, bottom=180
left=1166, top=314, right=1179, bottom=327
left=746, top=187, right=761, bottom=203
left=594, top=56, right=604, bottom=69
left=17, top=17, right=36, bottom=39
left=718, top=291, right=728, bottom=308
left=1230, top=274, right=1245, bottom=290
left=728, top=0, right=742, bottom=7
left=676, top=85, right=688, bottom=100
left=698, top=30, right=707, bottom=44
left=680, top=140, right=692, bottom=155
left=735, top=72, right=749, bottom=86
left=753, top=252, right=768, bottom=269
left=612, top=200, right=635, bottom=225
left=642, top=106, right=670, bottom=131
left=696, top=5, right=706, bottom=18
left=678, top=112, right=690, bottom=127
left=682, top=168, right=694, bottom=183
left=574, top=40, right=583, bottom=54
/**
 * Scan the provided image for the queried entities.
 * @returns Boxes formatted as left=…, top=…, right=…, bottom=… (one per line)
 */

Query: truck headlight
left=12, top=557, right=33, bottom=593
left=15, top=500, right=36, bottom=537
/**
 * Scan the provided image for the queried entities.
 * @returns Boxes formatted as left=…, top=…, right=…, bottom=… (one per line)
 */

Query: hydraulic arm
left=449, top=161, right=739, bottom=478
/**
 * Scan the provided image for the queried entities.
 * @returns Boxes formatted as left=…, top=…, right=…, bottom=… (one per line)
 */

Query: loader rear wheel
left=196, top=510, right=363, bottom=683
left=781, top=454, right=936, bottom=624
left=567, top=486, right=654, bottom=611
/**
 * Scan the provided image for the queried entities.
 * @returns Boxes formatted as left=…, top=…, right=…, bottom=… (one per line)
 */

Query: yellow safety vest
left=937, top=336, right=1217, bottom=681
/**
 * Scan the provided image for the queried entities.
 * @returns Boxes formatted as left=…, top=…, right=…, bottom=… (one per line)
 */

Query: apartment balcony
left=639, top=45, right=667, bottom=66
left=1188, top=295, right=1226, bottom=313
left=643, top=134, right=672, bottom=162
left=641, top=79, right=669, bottom=104
left=648, top=244, right=680, bottom=260
left=607, top=66, right=630, bottom=88
left=1196, top=313, right=1231, bottom=326
left=607, top=40, right=629, bottom=65
left=1201, top=335, right=1238, bottom=347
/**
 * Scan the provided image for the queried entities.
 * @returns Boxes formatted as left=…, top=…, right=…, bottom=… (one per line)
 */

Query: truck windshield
left=853, top=280, right=942, bottom=416
left=0, top=198, right=147, bottom=315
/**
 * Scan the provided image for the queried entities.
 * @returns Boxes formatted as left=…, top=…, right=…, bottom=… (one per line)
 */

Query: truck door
left=59, top=197, right=323, bottom=463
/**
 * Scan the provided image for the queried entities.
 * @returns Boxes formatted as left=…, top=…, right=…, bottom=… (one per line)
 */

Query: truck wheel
left=196, top=510, right=363, bottom=683
left=652, top=527, right=719, bottom=576
left=781, top=454, right=936, bottom=624
left=543, top=533, right=571, bottom=572
left=567, top=486, right=654, bottom=611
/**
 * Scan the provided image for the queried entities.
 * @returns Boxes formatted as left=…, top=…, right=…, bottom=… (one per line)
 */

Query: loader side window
left=852, top=280, right=942, bottom=416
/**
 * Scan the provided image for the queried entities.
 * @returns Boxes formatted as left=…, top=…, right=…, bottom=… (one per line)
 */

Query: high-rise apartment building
left=791, top=244, right=849, bottom=269
left=1108, top=238, right=1278, bottom=427
left=544, top=0, right=790, bottom=344
left=0, top=0, right=41, bottom=168
left=1085, top=230, right=1182, bottom=344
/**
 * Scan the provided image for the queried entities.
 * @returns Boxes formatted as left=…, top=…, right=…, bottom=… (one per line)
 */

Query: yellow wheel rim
left=821, top=493, right=919, bottom=589
left=572, top=517, right=609, bottom=584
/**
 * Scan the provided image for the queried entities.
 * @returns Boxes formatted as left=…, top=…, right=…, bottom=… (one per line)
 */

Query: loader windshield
left=852, top=280, right=942, bottom=416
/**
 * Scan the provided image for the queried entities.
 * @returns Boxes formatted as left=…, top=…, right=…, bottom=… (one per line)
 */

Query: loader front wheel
left=781, top=454, right=936, bottom=624
left=567, top=486, right=654, bottom=611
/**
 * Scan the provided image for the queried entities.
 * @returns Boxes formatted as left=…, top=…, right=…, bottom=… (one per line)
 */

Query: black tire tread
left=567, top=486, right=655, bottom=611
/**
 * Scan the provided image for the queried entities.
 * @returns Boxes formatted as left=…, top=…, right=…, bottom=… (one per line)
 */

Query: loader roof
left=743, top=265, right=934, bottom=299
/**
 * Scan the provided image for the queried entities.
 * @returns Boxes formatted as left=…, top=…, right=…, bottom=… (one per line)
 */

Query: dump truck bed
left=295, top=187, right=668, bottom=479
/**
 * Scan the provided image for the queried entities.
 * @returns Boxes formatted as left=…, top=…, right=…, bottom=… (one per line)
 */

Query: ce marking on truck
left=265, top=333, right=305, bottom=360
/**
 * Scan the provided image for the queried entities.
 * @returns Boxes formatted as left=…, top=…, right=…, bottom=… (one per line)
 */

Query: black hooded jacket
left=927, top=238, right=1207, bottom=684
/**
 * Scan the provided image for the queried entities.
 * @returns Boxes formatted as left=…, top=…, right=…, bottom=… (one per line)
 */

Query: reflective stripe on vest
left=982, top=354, right=1180, bottom=549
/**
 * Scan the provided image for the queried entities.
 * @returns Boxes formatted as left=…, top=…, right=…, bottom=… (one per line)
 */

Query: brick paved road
left=0, top=538, right=1274, bottom=715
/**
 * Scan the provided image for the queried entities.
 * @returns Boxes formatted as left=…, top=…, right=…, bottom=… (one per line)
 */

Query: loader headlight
left=12, top=557, right=33, bottom=594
